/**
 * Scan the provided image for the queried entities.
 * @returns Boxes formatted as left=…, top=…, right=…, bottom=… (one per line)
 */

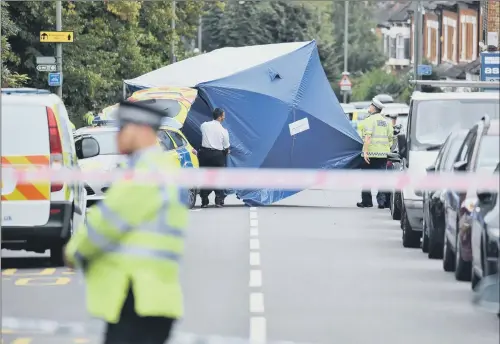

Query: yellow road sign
left=39, top=31, right=74, bottom=43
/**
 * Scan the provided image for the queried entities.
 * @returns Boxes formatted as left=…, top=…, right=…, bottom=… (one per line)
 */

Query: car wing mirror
left=426, top=165, right=436, bottom=173
left=76, top=137, right=100, bottom=159
left=453, top=160, right=467, bottom=172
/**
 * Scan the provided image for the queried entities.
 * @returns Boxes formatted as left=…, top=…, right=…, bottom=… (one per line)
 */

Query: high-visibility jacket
left=83, top=112, right=94, bottom=126
left=360, top=113, right=394, bottom=158
left=65, top=146, right=188, bottom=323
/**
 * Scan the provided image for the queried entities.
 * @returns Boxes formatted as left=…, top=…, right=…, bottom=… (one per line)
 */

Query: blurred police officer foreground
left=64, top=100, right=188, bottom=344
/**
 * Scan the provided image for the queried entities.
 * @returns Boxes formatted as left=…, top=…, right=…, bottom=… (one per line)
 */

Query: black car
left=422, top=130, right=468, bottom=259
left=471, top=163, right=500, bottom=289
left=443, top=117, right=500, bottom=281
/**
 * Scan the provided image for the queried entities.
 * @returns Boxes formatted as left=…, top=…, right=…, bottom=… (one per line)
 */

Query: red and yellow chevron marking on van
left=1, top=155, right=50, bottom=201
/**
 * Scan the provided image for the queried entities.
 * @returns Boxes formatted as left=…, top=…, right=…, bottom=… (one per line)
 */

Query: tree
left=1, top=2, right=29, bottom=87
left=351, top=69, right=406, bottom=102
left=5, top=0, right=204, bottom=126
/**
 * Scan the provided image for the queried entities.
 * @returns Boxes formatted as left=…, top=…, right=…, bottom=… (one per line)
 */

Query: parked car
left=396, top=91, right=500, bottom=248
left=76, top=118, right=200, bottom=209
left=443, top=117, right=500, bottom=281
left=471, top=167, right=499, bottom=289
left=422, top=130, right=468, bottom=258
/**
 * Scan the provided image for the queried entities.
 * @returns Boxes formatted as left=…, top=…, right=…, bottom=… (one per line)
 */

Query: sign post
left=339, top=73, right=352, bottom=102
left=480, top=51, right=500, bottom=92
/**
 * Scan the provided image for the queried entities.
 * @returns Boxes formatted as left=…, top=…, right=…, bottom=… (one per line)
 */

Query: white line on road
left=250, top=238, right=260, bottom=250
left=250, top=252, right=261, bottom=266
left=249, top=269, right=262, bottom=287
left=248, top=207, right=266, bottom=340
left=250, top=292, right=265, bottom=313
left=250, top=316, right=267, bottom=343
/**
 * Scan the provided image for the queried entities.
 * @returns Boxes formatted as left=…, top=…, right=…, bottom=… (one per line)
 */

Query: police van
left=1, top=88, right=96, bottom=266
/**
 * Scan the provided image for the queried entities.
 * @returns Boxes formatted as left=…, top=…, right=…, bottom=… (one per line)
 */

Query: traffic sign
left=48, top=72, right=62, bottom=87
left=39, top=31, right=74, bottom=43
left=417, top=64, right=432, bottom=76
left=480, top=51, right=500, bottom=92
left=36, top=64, right=57, bottom=72
left=339, top=75, right=352, bottom=91
left=36, top=56, right=57, bottom=65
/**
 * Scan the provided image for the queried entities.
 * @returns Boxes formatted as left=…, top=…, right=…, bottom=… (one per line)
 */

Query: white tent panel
left=124, top=41, right=312, bottom=89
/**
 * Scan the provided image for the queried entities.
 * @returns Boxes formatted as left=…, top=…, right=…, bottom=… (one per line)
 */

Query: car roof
left=74, top=125, right=182, bottom=135
left=2, top=92, right=62, bottom=107
left=411, top=91, right=500, bottom=101
left=340, top=103, right=356, bottom=113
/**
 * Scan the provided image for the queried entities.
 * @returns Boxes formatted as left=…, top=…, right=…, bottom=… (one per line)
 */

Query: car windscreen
left=88, top=131, right=119, bottom=155
left=132, top=99, right=180, bottom=118
left=477, top=135, right=500, bottom=171
left=411, top=99, right=499, bottom=149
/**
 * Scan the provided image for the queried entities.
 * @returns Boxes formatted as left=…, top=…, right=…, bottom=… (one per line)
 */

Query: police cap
left=116, top=100, right=167, bottom=130
left=371, top=97, right=385, bottom=111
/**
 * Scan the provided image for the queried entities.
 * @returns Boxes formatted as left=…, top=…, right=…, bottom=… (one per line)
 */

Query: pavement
left=2, top=190, right=499, bottom=344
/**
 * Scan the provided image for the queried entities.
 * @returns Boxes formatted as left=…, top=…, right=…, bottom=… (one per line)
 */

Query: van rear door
left=1, top=103, right=51, bottom=226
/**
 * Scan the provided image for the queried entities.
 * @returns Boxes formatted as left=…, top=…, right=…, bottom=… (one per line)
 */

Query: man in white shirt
left=199, top=108, right=230, bottom=208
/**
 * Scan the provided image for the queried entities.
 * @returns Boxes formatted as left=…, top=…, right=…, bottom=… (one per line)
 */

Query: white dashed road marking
left=248, top=206, right=266, bottom=342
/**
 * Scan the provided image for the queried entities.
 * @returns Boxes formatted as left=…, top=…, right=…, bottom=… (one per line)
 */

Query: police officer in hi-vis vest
left=357, top=97, right=394, bottom=209
left=64, top=100, right=188, bottom=344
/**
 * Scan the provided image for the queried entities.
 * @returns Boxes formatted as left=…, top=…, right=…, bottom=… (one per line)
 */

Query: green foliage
left=352, top=69, right=407, bottom=101
left=3, top=0, right=203, bottom=125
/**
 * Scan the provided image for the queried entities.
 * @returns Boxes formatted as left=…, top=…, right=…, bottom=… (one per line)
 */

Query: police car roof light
left=1, top=88, right=51, bottom=95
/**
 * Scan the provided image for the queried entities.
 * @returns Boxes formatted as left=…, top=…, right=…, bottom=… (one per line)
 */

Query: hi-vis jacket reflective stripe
left=65, top=146, right=188, bottom=323
left=360, top=113, right=394, bottom=158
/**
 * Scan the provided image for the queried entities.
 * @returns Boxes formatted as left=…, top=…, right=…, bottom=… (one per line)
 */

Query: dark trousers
left=360, top=157, right=387, bottom=206
left=104, top=288, right=175, bottom=344
left=199, top=147, right=226, bottom=205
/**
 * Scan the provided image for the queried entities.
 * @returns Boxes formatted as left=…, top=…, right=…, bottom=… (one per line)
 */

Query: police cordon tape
left=2, top=166, right=499, bottom=192
left=1, top=316, right=311, bottom=344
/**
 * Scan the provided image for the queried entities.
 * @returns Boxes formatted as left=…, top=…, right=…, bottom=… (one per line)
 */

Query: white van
left=1, top=88, right=96, bottom=265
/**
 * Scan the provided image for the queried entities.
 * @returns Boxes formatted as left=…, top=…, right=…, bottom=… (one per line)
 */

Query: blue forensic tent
left=124, top=41, right=362, bottom=206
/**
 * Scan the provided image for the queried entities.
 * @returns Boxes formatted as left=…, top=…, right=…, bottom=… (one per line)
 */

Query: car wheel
left=427, top=226, right=443, bottom=259
left=421, top=217, right=429, bottom=253
left=391, top=192, right=402, bottom=220
left=471, top=268, right=481, bottom=290
left=454, top=233, right=472, bottom=281
left=188, top=189, right=197, bottom=209
left=402, top=210, right=421, bottom=248
left=443, top=235, right=456, bottom=272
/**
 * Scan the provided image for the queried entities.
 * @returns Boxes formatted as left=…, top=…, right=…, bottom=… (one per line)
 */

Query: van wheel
left=427, top=227, right=443, bottom=259
left=471, top=269, right=481, bottom=290
left=443, top=236, right=455, bottom=272
left=391, top=193, right=401, bottom=220
left=50, top=218, right=72, bottom=267
left=402, top=211, right=420, bottom=248
left=188, top=189, right=197, bottom=209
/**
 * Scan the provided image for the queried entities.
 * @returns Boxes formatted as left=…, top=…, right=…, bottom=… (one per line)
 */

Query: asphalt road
left=2, top=190, right=499, bottom=344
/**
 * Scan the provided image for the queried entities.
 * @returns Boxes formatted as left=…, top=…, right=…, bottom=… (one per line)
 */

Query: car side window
left=168, top=131, right=186, bottom=147
left=157, top=131, right=175, bottom=151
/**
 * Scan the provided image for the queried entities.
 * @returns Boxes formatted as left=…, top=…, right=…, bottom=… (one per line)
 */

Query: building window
left=404, top=37, right=411, bottom=59
left=396, top=34, right=405, bottom=59
left=390, top=37, right=396, bottom=58
left=427, top=27, right=431, bottom=59
left=384, top=35, right=389, bottom=56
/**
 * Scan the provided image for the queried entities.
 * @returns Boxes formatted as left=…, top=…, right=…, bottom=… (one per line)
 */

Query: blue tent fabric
left=124, top=41, right=362, bottom=206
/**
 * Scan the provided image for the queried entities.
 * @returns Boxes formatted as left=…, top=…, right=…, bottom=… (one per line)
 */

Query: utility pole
left=56, top=0, right=63, bottom=98
left=197, top=14, right=202, bottom=52
left=171, top=0, right=176, bottom=64
left=343, top=1, right=349, bottom=103
left=412, top=0, right=423, bottom=90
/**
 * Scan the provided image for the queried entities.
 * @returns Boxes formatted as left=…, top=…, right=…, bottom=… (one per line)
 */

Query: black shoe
left=201, top=204, right=209, bottom=208
left=357, top=202, right=373, bottom=208
left=378, top=204, right=385, bottom=209
left=215, top=203, right=223, bottom=208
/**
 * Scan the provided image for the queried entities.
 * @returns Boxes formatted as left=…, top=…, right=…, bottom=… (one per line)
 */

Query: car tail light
left=386, top=161, right=393, bottom=168
left=191, top=148, right=197, bottom=156
left=47, top=107, right=63, bottom=192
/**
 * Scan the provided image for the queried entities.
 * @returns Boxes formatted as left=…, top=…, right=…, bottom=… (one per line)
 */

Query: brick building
left=482, top=0, right=500, bottom=47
